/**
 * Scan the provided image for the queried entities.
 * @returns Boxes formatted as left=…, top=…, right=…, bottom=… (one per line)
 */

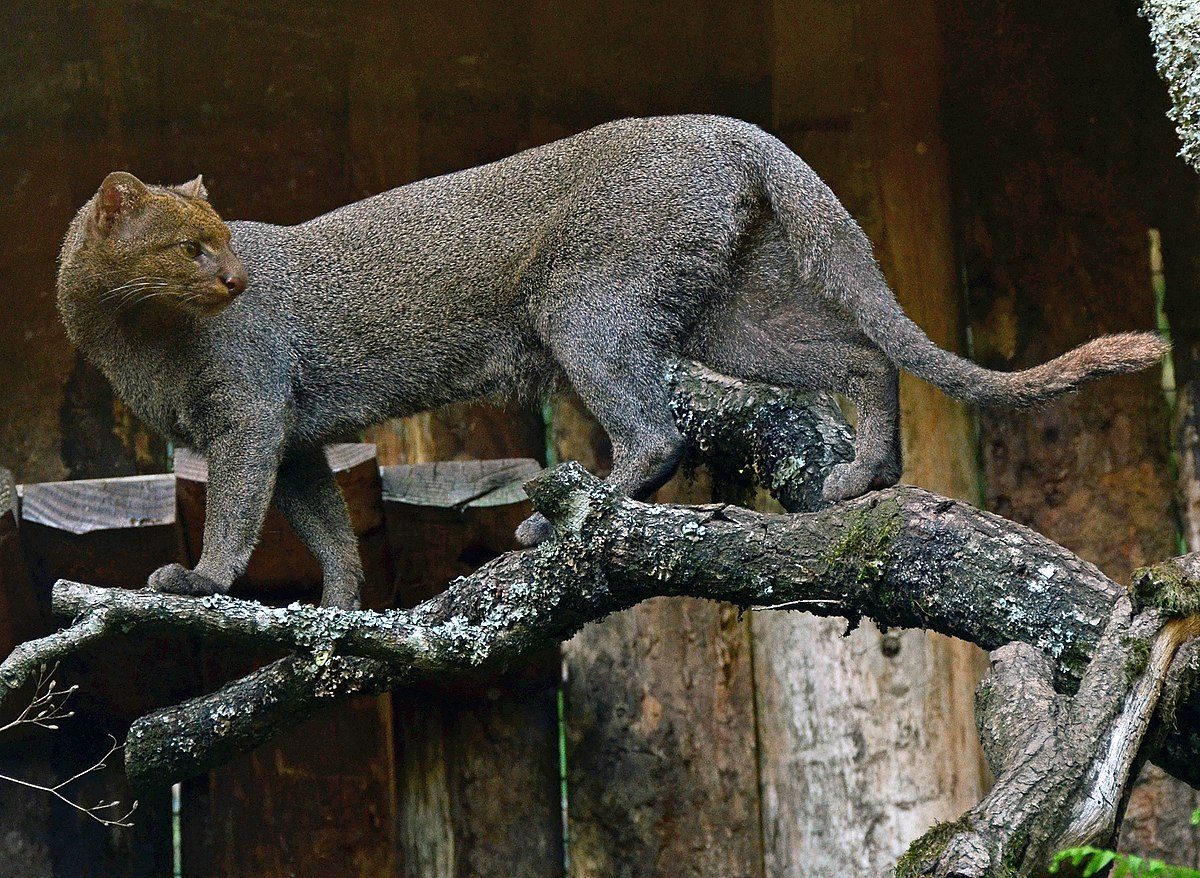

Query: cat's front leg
left=149, top=414, right=286, bottom=599
left=272, top=447, right=364, bottom=610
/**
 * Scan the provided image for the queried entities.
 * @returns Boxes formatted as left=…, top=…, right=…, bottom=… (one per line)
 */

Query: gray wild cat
left=57, top=115, right=1166, bottom=609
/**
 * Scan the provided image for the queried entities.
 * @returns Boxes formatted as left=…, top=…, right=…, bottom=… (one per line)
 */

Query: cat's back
left=233, top=114, right=773, bottom=329
left=276, top=114, right=767, bottom=287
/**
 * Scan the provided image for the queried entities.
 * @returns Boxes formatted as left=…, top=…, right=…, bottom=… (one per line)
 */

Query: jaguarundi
left=56, top=115, right=1167, bottom=609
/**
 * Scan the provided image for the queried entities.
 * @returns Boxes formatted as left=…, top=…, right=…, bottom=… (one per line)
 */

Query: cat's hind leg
left=820, top=350, right=901, bottom=502
left=696, top=318, right=902, bottom=502
left=518, top=304, right=685, bottom=546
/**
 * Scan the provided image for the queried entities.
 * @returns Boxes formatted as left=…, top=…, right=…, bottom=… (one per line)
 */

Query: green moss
left=894, top=817, right=971, bottom=878
left=1123, top=635, right=1153, bottom=685
left=1131, top=561, right=1200, bottom=617
left=976, top=679, right=994, bottom=716
left=824, top=499, right=902, bottom=591
left=1059, top=650, right=1091, bottom=688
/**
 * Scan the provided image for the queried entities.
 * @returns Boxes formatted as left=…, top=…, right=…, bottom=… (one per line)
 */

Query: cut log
left=383, top=458, right=563, bottom=878
left=760, top=1, right=991, bottom=871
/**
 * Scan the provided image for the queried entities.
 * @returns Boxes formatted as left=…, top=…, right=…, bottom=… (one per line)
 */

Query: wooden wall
left=941, top=0, right=1200, bottom=858
left=1, top=0, right=1196, bottom=874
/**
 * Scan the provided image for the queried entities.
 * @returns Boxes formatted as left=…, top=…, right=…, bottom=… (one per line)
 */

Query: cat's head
left=67, top=171, right=248, bottom=316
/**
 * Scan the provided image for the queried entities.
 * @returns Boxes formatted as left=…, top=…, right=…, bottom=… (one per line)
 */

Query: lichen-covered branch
left=0, top=463, right=1144, bottom=790
left=897, top=589, right=1200, bottom=877
left=665, top=361, right=853, bottom=511
left=1142, top=0, right=1200, bottom=171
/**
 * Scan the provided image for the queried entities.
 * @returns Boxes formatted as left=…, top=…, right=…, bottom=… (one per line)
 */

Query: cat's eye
left=180, top=241, right=202, bottom=259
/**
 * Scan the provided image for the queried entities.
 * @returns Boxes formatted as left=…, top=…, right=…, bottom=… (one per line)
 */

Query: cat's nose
left=221, top=271, right=246, bottom=296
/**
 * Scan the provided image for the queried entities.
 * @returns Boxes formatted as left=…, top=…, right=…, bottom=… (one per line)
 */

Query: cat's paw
left=515, top=512, right=553, bottom=547
left=147, top=563, right=224, bottom=597
left=820, top=463, right=874, bottom=504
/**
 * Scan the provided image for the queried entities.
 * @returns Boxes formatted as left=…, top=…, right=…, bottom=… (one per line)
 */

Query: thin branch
left=0, top=664, right=77, bottom=734
left=1, top=680, right=137, bottom=828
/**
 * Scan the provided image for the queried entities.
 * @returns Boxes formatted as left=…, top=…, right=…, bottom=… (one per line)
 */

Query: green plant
left=1051, top=846, right=1200, bottom=877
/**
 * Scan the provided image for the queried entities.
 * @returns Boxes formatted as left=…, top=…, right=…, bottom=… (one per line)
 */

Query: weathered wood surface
left=557, top=402, right=767, bottom=878
left=754, top=1, right=989, bottom=873
left=179, top=443, right=399, bottom=878
left=900, top=599, right=1200, bottom=877
left=0, top=468, right=41, bottom=667
left=384, top=458, right=563, bottom=878
left=942, top=0, right=1196, bottom=861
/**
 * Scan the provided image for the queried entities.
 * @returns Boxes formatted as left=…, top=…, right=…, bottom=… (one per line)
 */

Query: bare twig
left=0, top=673, right=137, bottom=827
left=0, top=664, right=76, bottom=734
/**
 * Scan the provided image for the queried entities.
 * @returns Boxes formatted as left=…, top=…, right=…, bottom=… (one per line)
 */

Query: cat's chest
left=104, top=356, right=188, bottom=441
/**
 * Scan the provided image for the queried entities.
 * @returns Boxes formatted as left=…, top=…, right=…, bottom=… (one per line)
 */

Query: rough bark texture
left=1142, top=0, right=1200, bottom=172
left=897, top=614, right=1196, bottom=877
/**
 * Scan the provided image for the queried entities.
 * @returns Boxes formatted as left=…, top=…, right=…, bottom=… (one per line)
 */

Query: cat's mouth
left=186, top=283, right=241, bottom=316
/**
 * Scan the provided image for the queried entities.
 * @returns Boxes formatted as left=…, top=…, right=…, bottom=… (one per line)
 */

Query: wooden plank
left=747, top=2, right=990, bottom=874
left=179, top=443, right=399, bottom=878
left=384, top=459, right=564, bottom=878
left=17, top=472, right=196, bottom=720
left=940, top=0, right=1195, bottom=862
left=0, top=468, right=43, bottom=661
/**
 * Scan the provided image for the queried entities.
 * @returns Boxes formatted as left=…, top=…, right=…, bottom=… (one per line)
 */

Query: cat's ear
left=89, top=171, right=150, bottom=239
left=175, top=174, right=208, bottom=200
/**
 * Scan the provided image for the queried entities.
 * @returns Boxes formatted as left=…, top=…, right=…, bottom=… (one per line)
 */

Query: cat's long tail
left=755, top=137, right=1168, bottom=408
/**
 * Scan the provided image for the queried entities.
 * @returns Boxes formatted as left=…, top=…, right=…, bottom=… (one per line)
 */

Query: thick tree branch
left=0, top=468, right=1131, bottom=789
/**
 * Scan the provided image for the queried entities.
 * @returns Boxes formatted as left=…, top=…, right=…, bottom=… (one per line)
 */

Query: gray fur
left=56, top=115, right=1166, bottom=609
